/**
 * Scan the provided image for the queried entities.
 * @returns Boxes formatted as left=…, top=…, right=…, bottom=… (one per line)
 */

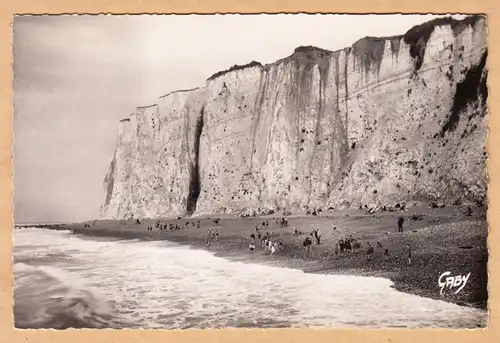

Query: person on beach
left=384, top=248, right=389, bottom=261
left=406, top=244, right=412, bottom=265
left=345, top=239, right=352, bottom=253
left=250, top=233, right=256, bottom=242
left=249, top=243, right=255, bottom=252
left=303, top=236, right=312, bottom=257
left=339, top=239, right=345, bottom=254
left=352, top=240, right=361, bottom=252
left=313, top=229, right=321, bottom=245
left=397, top=216, right=405, bottom=232
left=196, top=220, right=201, bottom=228
left=270, top=242, right=277, bottom=255
left=466, top=206, right=473, bottom=217
left=366, top=243, right=374, bottom=261
left=334, top=243, right=339, bottom=256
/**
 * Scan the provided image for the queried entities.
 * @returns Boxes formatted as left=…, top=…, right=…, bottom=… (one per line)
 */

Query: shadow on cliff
left=186, top=107, right=205, bottom=215
left=441, top=49, right=488, bottom=136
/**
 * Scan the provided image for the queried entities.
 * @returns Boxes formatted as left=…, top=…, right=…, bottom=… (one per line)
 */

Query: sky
left=12, top=14, right=468, bottom=224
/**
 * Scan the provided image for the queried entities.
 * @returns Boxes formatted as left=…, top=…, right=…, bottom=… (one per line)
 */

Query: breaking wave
left=13, top=262, right=118, bottom=329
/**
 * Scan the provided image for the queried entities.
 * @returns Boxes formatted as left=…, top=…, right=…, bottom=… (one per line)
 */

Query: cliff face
left=101, top=16, right=488, bottom=220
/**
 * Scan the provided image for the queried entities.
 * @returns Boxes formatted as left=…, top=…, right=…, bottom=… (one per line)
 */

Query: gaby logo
left=438, top=271, right=471, bottom=295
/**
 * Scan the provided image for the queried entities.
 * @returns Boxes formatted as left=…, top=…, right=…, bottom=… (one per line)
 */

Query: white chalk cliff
left=101, top=16, right=489, bottom=220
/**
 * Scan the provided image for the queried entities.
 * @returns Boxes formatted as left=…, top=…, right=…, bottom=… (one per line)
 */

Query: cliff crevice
left=186, top=106, right=204, bottom=214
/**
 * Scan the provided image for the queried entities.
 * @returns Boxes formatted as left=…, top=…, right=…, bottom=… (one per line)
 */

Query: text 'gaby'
left=438, top=271, right=471, bottom=295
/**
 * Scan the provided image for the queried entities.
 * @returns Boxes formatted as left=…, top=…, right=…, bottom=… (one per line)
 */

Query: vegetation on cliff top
left=207, top=61, right=263, bottom=81
left=159, top=87, right=201, bottom=99
left=283, top=45, right=333, bottom=66
left=404, top=15, right=484, bottom=71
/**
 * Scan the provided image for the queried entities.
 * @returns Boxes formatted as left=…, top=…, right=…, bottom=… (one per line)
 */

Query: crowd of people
left=292, top=216, right=412, bottom=265
left=133, top=212, right=413, bottom=265
left=145, top=219, right=201, bottom=232
left=249, top=222, right=285, bottom=255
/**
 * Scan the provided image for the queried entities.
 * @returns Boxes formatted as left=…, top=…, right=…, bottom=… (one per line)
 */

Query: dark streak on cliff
left=186, top=106, right=205, bottom=215
left=351, top=36, right=389, bottom=77
left=344, top=48, right=350, bottom=142
left=207, top=61, right=263, bottom=81
left=249, top=70, right=268, bottom=171
left=389, top=36, right=402, bottom=58
left=441, top=49, right=488, bottom=135
left=304, top=53, right=331, bottom=205
left=104, top=150, right=117, bottom=206
left=404, top=15, right=484, bottom=72
left=155, top=105, right=161, bottom=135
left=325, top=53, right=342, bottom=200
left=264, top=65, right=288, bottom=169
left=286, top=48, right=324, bottom=203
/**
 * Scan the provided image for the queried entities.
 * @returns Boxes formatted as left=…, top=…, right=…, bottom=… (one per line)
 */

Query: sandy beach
left=35, top=205, right=488, bottom=310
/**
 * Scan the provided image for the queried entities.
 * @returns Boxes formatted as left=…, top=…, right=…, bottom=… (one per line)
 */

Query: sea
left=13, top=227, right=488, bottom=330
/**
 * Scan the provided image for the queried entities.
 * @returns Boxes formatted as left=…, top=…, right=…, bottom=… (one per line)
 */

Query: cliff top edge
left=159, top=87, right=203, bottom=99
left=125, top=14, right=485, bottom=119
left=206, top=14, right=485, bottom=82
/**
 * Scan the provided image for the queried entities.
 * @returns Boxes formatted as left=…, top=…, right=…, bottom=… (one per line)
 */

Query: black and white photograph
left=13, top=13, right=489, bottom=330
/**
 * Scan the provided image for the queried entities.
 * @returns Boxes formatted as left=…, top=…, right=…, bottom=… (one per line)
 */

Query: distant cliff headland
left=101, top=15, right=488, bottom=220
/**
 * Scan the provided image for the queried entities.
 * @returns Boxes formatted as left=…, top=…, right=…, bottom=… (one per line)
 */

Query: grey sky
left=13, top=14, right=466, bottom=224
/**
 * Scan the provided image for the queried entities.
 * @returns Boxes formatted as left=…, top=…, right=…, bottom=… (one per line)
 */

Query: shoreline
left=29, top=206, right=488, bottom=311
